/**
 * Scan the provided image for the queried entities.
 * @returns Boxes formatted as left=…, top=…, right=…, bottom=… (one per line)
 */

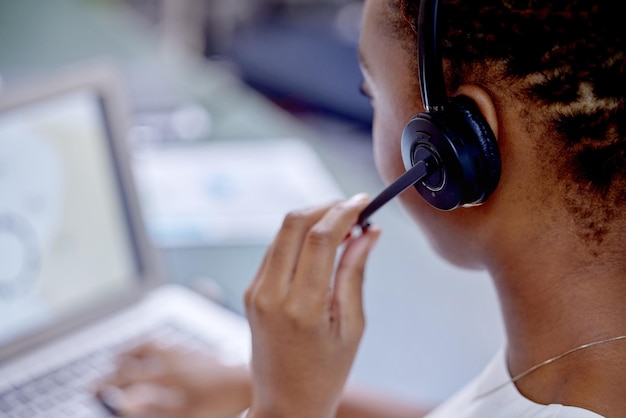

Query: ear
left=454, top=85, right=499, bottom=140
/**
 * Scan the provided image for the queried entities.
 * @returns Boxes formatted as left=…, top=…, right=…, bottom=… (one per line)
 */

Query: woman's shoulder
left=424, top=347, right=605, bottom=418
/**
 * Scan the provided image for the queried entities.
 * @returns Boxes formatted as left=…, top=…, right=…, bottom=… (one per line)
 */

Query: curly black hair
left=386, top=0, right=625, bottom=243
left=396, top=1, right=624, bottom=202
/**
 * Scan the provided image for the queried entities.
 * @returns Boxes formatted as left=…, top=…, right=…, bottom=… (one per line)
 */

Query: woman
left=99, top=0, right=625, bottom=416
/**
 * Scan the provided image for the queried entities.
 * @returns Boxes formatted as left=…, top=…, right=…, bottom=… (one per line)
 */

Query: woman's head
left=359, top=0, right=625, bottom=267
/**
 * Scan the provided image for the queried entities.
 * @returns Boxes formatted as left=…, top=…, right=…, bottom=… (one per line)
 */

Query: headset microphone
left=357, top=0, right=501, bottom=230
left=357, top=147, right=438, bottom=229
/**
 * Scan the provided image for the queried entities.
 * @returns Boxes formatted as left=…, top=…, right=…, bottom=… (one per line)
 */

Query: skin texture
left=360, top=0, right=626, bottom=416
left=95, top=342, right=252, bottom=418
left=244, top=196, right=381, bottom=418
left=98, top=0, right=626, bottom=416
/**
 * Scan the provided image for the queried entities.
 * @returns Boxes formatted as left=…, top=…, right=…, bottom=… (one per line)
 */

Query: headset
left=357, top=0, right=501, bottom=229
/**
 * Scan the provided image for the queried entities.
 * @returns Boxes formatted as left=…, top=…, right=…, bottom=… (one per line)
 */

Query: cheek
left=371, top=107, right=485, bottom=270
left=371, top=106, right=408, bottom=186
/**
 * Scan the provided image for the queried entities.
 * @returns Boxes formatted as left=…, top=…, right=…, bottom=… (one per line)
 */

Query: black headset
left=358, top=0, right=501, bottom=228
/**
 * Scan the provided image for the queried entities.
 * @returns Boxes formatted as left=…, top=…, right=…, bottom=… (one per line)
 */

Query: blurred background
left=124, top=0, right=373, bottom=127
left=0, top=0, right=504, bottom=409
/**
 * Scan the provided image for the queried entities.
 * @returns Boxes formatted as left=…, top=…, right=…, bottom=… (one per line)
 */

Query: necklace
left=477, top=334, right=626, bottom=398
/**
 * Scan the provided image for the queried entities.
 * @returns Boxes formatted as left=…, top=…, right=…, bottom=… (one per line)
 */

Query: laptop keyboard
left=0, top=322, right=216, bottom=418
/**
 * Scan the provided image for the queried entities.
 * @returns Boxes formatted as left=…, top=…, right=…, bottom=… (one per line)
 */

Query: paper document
left=132, top=138, right=346, bottom=247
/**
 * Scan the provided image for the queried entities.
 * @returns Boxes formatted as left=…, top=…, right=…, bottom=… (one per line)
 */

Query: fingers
left=245, top=201, right=338, bottom=311
left=98, top=383, right=185, bottom=418
left=97, top=344, right=184, bottom=417
left=100, top=343, right=176, bottom=391
left=97, top=341, right=252, bottom=418
left=332, top=226, right=381, bottom=332
left=120, top=341, right=167, bottom=359
left=287, top=194, right=371, bottom=312
left=244, top=195, right=377, bottom=418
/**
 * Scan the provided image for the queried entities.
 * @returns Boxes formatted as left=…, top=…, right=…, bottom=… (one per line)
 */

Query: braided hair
left=397, top=0, right=624, bottom=205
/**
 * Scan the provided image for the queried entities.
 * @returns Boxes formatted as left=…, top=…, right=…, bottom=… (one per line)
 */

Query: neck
left=486, top=218, right=626, bottom=414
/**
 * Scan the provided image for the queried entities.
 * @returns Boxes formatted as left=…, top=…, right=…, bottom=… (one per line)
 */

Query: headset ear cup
left=400, top=96, right=501, bottom=210
left=448, top=95, right=501, bottom=199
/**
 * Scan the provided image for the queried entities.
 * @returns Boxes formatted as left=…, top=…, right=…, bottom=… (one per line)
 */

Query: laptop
left=0, top=62, right=252, bottom=417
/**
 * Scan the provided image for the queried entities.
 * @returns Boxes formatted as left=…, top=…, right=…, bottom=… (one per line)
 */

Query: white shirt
left=425, top=347, right=604, bottom=418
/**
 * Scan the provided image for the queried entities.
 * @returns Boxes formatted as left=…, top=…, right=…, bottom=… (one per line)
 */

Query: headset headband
left=358, top=0, right=501, bottom=227
left=418, top=0, right=447, bottom=111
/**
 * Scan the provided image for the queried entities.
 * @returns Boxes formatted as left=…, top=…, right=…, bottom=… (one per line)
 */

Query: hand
left=95, top=342, right=251, bottom=418
left=244, top=194, right=381, bottom=418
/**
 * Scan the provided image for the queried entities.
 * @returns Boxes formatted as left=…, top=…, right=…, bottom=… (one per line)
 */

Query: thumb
left=333, top=226, right=381, bottom=331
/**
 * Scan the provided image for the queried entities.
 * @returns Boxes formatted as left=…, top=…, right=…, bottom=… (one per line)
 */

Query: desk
left=0, top=0, right=505, bottom=405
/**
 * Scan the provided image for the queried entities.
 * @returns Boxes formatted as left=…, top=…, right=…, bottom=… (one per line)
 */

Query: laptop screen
left=0, top=88, right=138, bottom=346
